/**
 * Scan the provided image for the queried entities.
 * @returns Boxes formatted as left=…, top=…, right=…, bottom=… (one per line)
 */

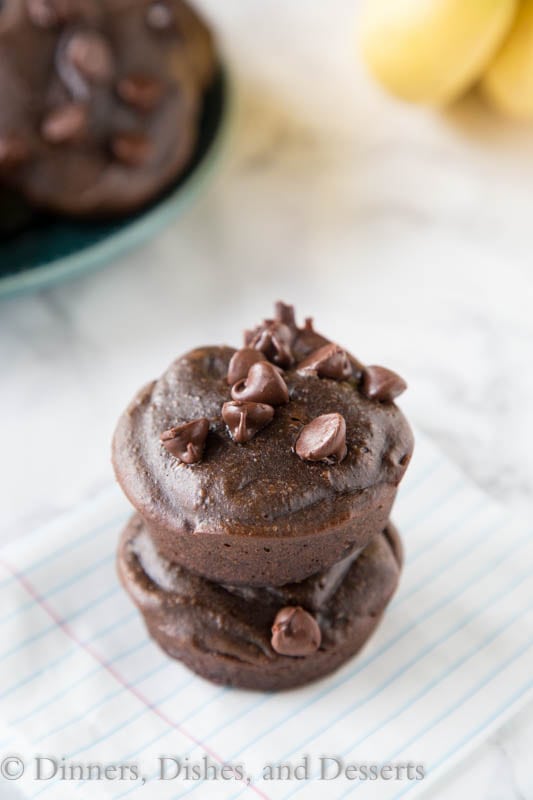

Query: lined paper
left=0, top=433, right=531, bottom=800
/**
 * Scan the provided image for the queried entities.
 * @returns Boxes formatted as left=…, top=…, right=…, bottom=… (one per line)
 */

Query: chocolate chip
left=160, top=418, right=209, bottom=464
left=246, top=321, right=294, bottom=368
left=0, top=136, right=29, bottom=169
left=66, top=31, right=114, bottom=84
left=231, top=362, right=289, bottom=406
left=297, top=343, right=353, bottom=381
left=117, top=75, right=164, bottom=113
left=271, top=606, right=321, bottom=657
left=226, top=348, right=267, bottom=386
left=112, top=132, right=152, bottom=166
left=361, top=365, right=407, bottom=402
left=41, top=102, right=87, bottom=143
left=274, top=301, right=296, bottom=328
left=295, top=413, right=347, bottom=463
left=146, top=0, right=175, bottom=30
left=222, top=400, right=274, bottom=443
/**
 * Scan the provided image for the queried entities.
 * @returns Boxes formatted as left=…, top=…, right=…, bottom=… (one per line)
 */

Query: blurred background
left=1, top=2, right=532, bottom=797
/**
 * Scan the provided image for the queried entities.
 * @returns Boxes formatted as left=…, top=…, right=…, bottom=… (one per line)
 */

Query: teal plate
left=0, top=68, right=229, bottom=300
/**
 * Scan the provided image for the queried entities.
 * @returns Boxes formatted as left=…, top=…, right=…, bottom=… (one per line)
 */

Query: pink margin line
left=0, top=558, right=270, bottom=800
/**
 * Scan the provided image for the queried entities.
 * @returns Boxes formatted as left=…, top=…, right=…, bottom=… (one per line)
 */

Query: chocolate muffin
left=118, top=514, right=403, bottom=691
left=112, top=303, right=414, bottom=586
left=113, top=302, right=413, bottom=690
left=0, top=0, right=216, bottom=217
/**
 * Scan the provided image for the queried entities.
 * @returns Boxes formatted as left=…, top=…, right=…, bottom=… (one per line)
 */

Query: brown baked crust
left=117, top=514, right=403, bottom=691
left=112, top=327, right=413, bottom=585
left=0, top=0, right=216, bottom=217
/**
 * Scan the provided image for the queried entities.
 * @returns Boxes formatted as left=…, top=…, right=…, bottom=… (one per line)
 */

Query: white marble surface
left=1, top=1, right=533, bottom=797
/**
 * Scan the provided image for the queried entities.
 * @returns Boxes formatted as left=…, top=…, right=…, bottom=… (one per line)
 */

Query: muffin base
left=117, top=514, right=403, bottom=691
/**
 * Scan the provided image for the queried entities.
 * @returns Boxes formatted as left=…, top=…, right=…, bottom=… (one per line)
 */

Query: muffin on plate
left=0, top=0, right=217, bottom=217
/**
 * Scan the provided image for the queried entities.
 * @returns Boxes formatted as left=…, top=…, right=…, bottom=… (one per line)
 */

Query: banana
left=359, top=0, right=517, bottom=105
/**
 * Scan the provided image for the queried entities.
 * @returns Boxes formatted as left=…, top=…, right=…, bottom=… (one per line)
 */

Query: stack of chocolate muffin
left=113, top=303, right=414, bottom=690
left=0, top=0, right=216, bottom=219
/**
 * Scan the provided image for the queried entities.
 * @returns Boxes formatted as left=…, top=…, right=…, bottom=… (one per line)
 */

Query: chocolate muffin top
left=113, top=303, right=414, bottom=541
left=0, top=0, right=215, bottom=216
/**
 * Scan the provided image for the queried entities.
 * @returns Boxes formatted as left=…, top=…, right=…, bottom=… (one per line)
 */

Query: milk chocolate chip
left=298, top=343, right=353, bottom=381
left=246, top=321, right=294, bottom=369
left=57, top=29, right=114, bottom=102
left=222, top=400, right=274, bottom=444
left=66, top=30, right=114, bottom=84
left=41, top=103, right=87, bottom=143
left=271, top=606, right=321, bottom=657
left=295, top=413, right=347, bottom=463
left=112, top=132, right=152, bottom=166
left=361, top=366, right=407, bottom=402
left=226, top=348, right=267, bottom=386
left=160, top=418, right=209, bottom=464
left=274, top=301, right=296, bottom=328
left=117, top=75, right=164, bottom=112
left=231, top=362, right=289, bottom=406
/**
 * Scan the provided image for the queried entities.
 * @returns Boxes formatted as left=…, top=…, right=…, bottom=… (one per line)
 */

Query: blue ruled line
left=0, top=607, right=138, bottom=705
left=0, top=550, right=116, bottom=627
left=337, top=640, right=533, bottom=800
left=282, top=585, right=533, bottom=799
left=399, top=476, right=465, bottom=532
left=221, top=517, right=525, bottom=769
left=0, top=584, right=121, bottom=671
left=34, top=658, right=169, bottom=745
left=391, top=678, right=533, bottom=799
left=31, top=673, right=200, bottom=799
left=406, top=494, right=487, bottom=567
left=6, top=608, right=138, bottom=729
left=1, top=440, right=531, bottom=800
left=0, top=511, right=125, bottom=591
left=91, top=685, right=230, bottom=799
left=125, top=521, right=529, bottom=800
left=391, top=511, right=505, bottom=609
